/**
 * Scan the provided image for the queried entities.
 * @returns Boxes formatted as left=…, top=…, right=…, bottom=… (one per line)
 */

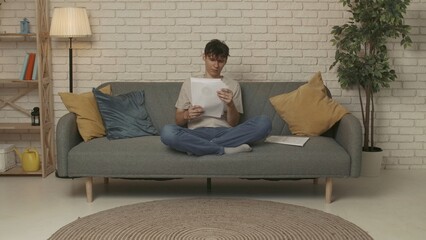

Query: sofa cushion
left=99, top=82, right=182, bottom=132
left=59, top=85, right=111, bottom=142
left=269, top=72, right=348, bottom=136
left=93, top=89, right=158, bottom=140
left=67, top=136, right=351, bottom=177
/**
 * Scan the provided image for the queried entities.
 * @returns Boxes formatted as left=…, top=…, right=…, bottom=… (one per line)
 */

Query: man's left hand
left=217, top=88, right=233, bottom=105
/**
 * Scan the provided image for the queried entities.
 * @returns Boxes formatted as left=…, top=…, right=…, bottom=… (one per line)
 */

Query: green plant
left=330, top=0, right=412, bottom=151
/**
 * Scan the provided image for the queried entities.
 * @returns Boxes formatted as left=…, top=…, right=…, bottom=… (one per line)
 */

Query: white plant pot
left=361, top=149, right=384, bottom=177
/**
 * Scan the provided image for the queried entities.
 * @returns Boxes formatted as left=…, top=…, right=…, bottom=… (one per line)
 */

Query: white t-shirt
left=175, top=76, right=243, bottom=129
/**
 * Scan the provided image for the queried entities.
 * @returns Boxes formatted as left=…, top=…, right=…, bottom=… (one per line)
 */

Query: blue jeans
left=160, top=115, right=272, bottom=156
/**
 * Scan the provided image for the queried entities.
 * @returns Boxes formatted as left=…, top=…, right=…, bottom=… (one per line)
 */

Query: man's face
left=203, top=54, right=227, bottom=78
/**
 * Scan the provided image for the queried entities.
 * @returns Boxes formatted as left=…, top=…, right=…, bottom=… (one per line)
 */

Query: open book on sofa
left=265, top=135, right=309, bottom=147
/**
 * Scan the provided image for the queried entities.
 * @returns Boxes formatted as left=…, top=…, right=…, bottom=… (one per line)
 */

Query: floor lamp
left=50, top=7, right=91, bottom=93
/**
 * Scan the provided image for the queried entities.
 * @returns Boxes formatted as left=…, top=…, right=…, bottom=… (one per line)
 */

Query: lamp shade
left=50, top=7, right=91, bottom=38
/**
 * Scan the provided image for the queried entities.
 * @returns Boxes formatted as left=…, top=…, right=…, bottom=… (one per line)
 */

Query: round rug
left=49, top=198, right=373, bottom=240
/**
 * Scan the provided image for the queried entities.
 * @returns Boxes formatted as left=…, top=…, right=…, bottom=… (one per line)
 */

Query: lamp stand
left=69, top=37, right=73, bottom=93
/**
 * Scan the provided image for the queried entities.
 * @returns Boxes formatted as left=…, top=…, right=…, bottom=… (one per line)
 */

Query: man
left=161, top=39, right=271, bottom=156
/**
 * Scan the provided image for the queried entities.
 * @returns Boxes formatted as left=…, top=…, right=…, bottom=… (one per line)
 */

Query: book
left=31, top=55, right=38, bottom=80
left=24, top=53, right=36, bottom=80
left=19, top=53, right=30, bottom=80
left=265, top=135, right=310, bottom=147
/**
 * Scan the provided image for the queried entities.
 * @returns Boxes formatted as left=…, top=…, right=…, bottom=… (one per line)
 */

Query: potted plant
left=329, top=0, right=412, bottom=175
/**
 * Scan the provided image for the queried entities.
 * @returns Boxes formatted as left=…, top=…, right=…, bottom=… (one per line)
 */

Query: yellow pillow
left=59, top=85, right=111, bottom=142
left=269, top=72, right=348, bottom=136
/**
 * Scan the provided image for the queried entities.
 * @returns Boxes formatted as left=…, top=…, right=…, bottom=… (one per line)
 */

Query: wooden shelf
left=0, top=123, right=40, bottom=130
left=0, top=0, right=54, bottom=178
left=0, top=166, right=41, bottom=176
left=0, top=79, right=38, bottom=86
left=0, top=33, right=36, bottom=37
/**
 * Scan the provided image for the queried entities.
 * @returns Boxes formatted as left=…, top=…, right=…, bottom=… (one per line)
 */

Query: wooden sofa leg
left=86, top=177, right=93, bottom=203
left=104, top=177, right=109, bottom=184
left=325, top=177, right=333, bottom=204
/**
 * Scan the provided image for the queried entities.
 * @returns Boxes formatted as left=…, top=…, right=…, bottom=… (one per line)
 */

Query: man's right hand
left=175, top=105, right=205, bottom=126
left=186, top=105, right=204, bottom=120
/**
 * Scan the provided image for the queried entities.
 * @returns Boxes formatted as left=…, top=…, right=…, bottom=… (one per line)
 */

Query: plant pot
left=361, top=147, right=383, bottom=177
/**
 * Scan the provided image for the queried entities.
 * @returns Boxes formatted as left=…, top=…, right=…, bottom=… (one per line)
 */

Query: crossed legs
left=160, top=115, right=272, bottom=156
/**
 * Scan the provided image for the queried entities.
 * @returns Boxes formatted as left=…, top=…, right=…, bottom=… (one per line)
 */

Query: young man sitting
left=160, top=39, right=271, bottom=156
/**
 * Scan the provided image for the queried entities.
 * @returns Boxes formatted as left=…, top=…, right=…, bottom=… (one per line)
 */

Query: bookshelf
left=0, top=0, right=55, bottom=177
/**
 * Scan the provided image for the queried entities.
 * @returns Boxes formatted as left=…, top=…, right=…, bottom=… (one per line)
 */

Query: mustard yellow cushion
left=269, top=72, right=349, bottom=136
left=59, top=85, right=111, bottom=142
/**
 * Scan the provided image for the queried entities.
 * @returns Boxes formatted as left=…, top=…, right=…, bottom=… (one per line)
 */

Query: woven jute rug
left=49, top=198, right=373, bottom=240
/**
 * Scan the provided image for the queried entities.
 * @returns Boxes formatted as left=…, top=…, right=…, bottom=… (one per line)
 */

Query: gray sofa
left=56, top=81, right=362, bottom=203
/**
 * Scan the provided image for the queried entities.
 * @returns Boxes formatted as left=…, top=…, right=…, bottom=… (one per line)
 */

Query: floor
left=0, top=170, right=425, bottom=240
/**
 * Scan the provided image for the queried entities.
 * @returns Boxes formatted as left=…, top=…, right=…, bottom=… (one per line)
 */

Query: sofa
left=56, top=81, right=362, bottom=203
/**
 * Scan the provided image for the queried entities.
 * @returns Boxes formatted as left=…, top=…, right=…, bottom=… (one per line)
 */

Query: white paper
left=191, top=77, right=227, bottom=118
left=265, top=135, right=310, bottom=147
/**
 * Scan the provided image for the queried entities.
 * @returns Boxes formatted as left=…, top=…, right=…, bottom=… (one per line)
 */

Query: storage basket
left=0, top=144, right=16, bottom=172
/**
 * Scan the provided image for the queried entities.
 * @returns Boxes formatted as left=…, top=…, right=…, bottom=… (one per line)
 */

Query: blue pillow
left=93, top=88, right=158, bottom=140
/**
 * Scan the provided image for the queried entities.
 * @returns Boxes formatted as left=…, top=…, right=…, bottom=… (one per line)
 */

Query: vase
left=361, top=147, right=383, bottom=177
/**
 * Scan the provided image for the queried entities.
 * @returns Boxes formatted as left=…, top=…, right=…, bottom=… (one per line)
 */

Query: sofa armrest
left=334, top=114, right=362, bottom=177
left=56, top=113, right=83, bottom=177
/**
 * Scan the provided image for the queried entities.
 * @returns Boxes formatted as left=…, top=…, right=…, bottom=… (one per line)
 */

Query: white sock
left=224, top=144, right=252, bottom=154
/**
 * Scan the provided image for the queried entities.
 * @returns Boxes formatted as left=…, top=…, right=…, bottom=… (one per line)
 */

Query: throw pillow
left=59, top=85, right=111, bottom=142
left=93, top=89, right=158, bottom=140
left=269, top=72, right=349, bottom=136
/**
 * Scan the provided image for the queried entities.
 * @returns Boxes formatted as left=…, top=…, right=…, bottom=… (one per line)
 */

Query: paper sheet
left=191, top=77, right=226, bottom=118
left=265, top=135, right=310, bottom=147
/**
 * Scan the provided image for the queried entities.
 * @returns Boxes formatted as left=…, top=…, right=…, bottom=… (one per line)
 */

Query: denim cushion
left=93, top=88, right=158, bottom=140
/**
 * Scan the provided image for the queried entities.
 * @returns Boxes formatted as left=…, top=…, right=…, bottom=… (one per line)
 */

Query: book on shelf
left=19, top=53, right=30, bottom=80
left=18, top=52, right=37, bottom=81
left=24, top=53, right=36, bottom=80
left=265, top=135, right=310, bottom=147
left=32, top=55, right=38, bottom=80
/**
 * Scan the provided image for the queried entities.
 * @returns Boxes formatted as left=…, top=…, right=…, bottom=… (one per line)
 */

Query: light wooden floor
left=0, top=169, right=425, bottom=240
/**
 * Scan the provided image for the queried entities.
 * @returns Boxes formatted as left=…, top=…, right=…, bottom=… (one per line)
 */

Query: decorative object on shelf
left=50, top=7, right=92, bottom=93
left=31, top=107, right=40, bottom=126
left=14, top=148, right=40, bottom=172
left=20, top=18, right=30, bottom=34
left=0, top=144, right=16, bottom=173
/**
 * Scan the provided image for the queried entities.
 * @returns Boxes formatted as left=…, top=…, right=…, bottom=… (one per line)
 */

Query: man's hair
left=204, top=39, right=229, bottom=59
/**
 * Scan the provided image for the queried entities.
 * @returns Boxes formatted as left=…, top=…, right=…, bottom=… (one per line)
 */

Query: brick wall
left=1, top=0, right=426, bottom=169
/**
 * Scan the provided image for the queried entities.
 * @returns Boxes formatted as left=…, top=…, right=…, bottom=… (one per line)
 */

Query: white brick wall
left=1, top=0, right=426, bottom=169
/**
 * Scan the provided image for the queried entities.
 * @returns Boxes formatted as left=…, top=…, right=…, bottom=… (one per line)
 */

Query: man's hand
left=217, top=88, right=233, bottom=105
left=186, top=105, right=204, bottom=120
left=217, top=88, right=240, bottom=126
left=176, top=105, right=204, bottom=126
